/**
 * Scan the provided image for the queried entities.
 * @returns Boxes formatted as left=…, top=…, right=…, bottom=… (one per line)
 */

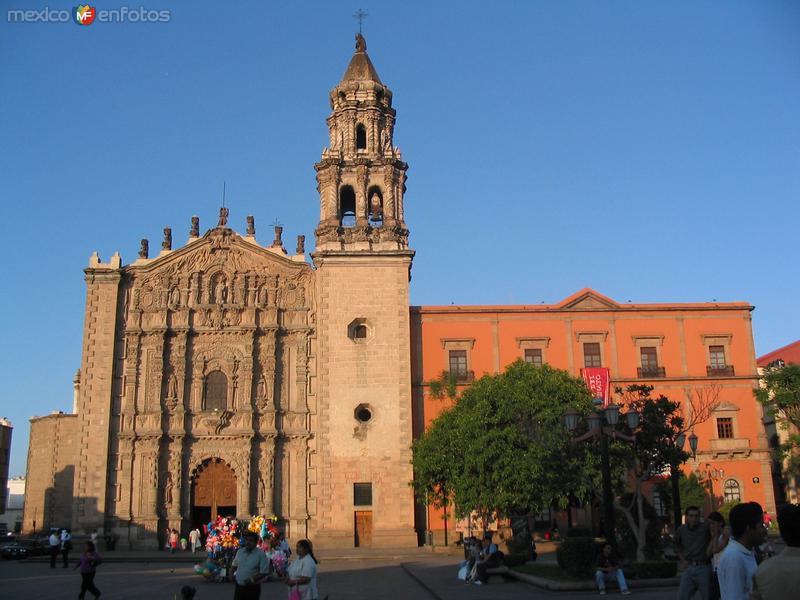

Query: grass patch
left=512, top=563, right=590, bottom=582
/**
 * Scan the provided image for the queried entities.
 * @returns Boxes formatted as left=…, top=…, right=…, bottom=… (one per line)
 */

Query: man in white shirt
left=717, top=502, right=766, bottom=600
left=230, top=531, right=269, bottom=600
left=48, top=529, right=60, bottom=568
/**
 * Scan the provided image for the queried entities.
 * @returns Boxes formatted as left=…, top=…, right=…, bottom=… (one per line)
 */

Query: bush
left=503, top=553, right=527, bottom=567
left=556, top=536, right=595, bottom=578
left=631, top=560, right=677, bottom=579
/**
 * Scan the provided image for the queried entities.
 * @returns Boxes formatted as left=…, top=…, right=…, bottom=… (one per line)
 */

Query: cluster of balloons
left=193, top=559, right=222, bottom=580
left=205, top=516, right=241, bottom=555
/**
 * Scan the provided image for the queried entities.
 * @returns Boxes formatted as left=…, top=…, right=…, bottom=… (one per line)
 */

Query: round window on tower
left=354, top=404, right=373, bottom=424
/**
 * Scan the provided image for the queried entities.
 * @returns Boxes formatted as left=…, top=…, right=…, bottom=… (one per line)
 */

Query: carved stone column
left=383, top=170, right=396, bottom=226
left=256, top=439, right=276, bottom=516
left=233, top=449, right=252, bottom=519
left=285, top=436, right=310, bottom=539
left=356, top=164, right=368, bottom=225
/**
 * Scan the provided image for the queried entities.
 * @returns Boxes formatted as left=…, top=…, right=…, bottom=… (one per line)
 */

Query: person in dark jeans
left=475, top=534, right=503, bottom=585
left=75, top=541, right=102, bottom=599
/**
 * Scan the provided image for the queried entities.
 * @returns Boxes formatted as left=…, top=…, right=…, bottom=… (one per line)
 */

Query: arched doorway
left=191, top=459, right=237, bottom=529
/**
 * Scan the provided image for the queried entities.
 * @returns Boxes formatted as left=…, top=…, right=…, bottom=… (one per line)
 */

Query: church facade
left=24, top=34, right=417, bottom=548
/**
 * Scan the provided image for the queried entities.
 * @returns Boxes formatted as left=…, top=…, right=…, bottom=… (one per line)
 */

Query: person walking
left=169, top=529, right=179, bottom=554
left=717, top=501, right=765, bottom=600
left=189, top=527, right=201, bottom=554
left=676, top=506, right=712, bottom=600
left=230, top=531, right=269, bottom=600
left=75, top=541, right=102, bottom=599
left=285, top=539, right=318, bottom=600
left=749, top=503, right=800, bottom=600
left=595, top=543, right=631, bottom=595
left=61, top=528, right=73, bottom=568
left=48, top=528, right=60, bottom=568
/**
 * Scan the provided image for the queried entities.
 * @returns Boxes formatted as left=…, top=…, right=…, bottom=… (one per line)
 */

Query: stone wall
left=22, top=414, right=78, bottom=533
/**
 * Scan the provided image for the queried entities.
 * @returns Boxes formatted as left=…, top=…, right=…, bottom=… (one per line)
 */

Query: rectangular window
left=449, top=350, right=468, bottom=376
left=640, top=347, right=658, bottom=369
left=709, top=346, right=726, bottom=369
left=524, top=348, right=543, bottom=366
left=717, top=417, right=734, bottom=439
left=353, top=483, right=373, bottom=506
left=583, top=343, right=602, bottom=368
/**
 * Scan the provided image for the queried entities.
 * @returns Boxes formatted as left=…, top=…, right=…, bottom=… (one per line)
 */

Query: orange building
left=411, top=288, right=774, bottom=542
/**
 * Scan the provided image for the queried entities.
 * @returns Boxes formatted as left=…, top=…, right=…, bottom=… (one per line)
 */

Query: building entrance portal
left=191, top=459, right=237, bottom=529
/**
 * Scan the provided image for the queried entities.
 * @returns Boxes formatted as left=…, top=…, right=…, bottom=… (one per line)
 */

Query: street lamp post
left=669, top=431, right=686, bottom=531
left=564, top=400, right=639, bottom=548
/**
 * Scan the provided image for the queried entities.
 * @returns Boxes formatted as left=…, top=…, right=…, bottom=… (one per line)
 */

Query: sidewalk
left=27, top=545, right=441, bottom=564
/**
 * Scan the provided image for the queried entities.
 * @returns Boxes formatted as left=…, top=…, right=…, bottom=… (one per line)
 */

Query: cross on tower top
left=353, top=8, right=367, bottom=34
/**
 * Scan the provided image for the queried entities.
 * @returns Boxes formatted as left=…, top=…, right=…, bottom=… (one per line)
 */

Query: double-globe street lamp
left=564, top=399, right=640, bottom=547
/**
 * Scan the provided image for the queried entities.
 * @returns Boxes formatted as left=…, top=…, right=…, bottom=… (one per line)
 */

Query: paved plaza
left=0, top=555, right=680, bottom=600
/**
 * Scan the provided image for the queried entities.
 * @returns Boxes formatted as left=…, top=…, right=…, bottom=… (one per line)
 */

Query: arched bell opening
left=339, top=185, right=357, bottom=228
left=356, top=123, right=367, bottom=151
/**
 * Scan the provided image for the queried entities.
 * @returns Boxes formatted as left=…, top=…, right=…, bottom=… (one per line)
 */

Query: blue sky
left=1, top=0, right=799, bottom=476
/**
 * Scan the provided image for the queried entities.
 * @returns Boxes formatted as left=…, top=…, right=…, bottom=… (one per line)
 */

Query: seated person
left=596, top=544, right=631, bottom=595
left=474, top=534, right=503, bottom=585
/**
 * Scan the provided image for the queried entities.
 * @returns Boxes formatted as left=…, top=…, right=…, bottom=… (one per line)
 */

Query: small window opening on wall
left=354, top=482, right=372, bottom=506
left=524, top=348, right=543, bottom=366
left=355, top=324, right=367, bottom=339
left=583, top=343, right=602, bottom=368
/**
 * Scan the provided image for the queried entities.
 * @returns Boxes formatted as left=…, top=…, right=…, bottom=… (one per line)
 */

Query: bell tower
left=311, top=34, right=417, bottom=547
left=314, top=32, right=409, bottom=251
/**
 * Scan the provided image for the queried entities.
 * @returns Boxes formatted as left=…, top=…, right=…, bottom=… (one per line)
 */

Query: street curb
left=505, top=567, right=680, bottom=591
left=25, top=552, right=433, bottom=565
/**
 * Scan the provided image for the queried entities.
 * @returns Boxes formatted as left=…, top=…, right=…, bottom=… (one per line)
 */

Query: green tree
left=755, top=364, right=800, bottom=480
left=411, top=361, right=598, bottom=527
left=610, top=385, right=689, bottom=562
left=655, top=472, right=710, bottom=519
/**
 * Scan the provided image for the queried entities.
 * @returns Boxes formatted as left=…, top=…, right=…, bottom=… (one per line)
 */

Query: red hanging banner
left=582, top=367, right=611, bottom=407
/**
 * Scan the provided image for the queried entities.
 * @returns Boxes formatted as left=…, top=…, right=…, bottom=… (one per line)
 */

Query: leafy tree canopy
left=412, top=361, right=598, bottom=521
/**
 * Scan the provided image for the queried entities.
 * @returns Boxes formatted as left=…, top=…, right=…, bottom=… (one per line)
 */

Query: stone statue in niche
left=256, top=374, right=267, bottom=400
left=164, top=472, right=173, bottom=506
left=221, top=281, right=229, bottom=304
left=258, top=475, right=267, bottom=507
left=169, top=287, right=180, bottom=308
left=167, top=373, right=179, bottom=399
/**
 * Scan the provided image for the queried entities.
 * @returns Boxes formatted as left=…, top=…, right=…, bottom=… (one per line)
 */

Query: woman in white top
left=285, top=539, right=318, bottom=600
